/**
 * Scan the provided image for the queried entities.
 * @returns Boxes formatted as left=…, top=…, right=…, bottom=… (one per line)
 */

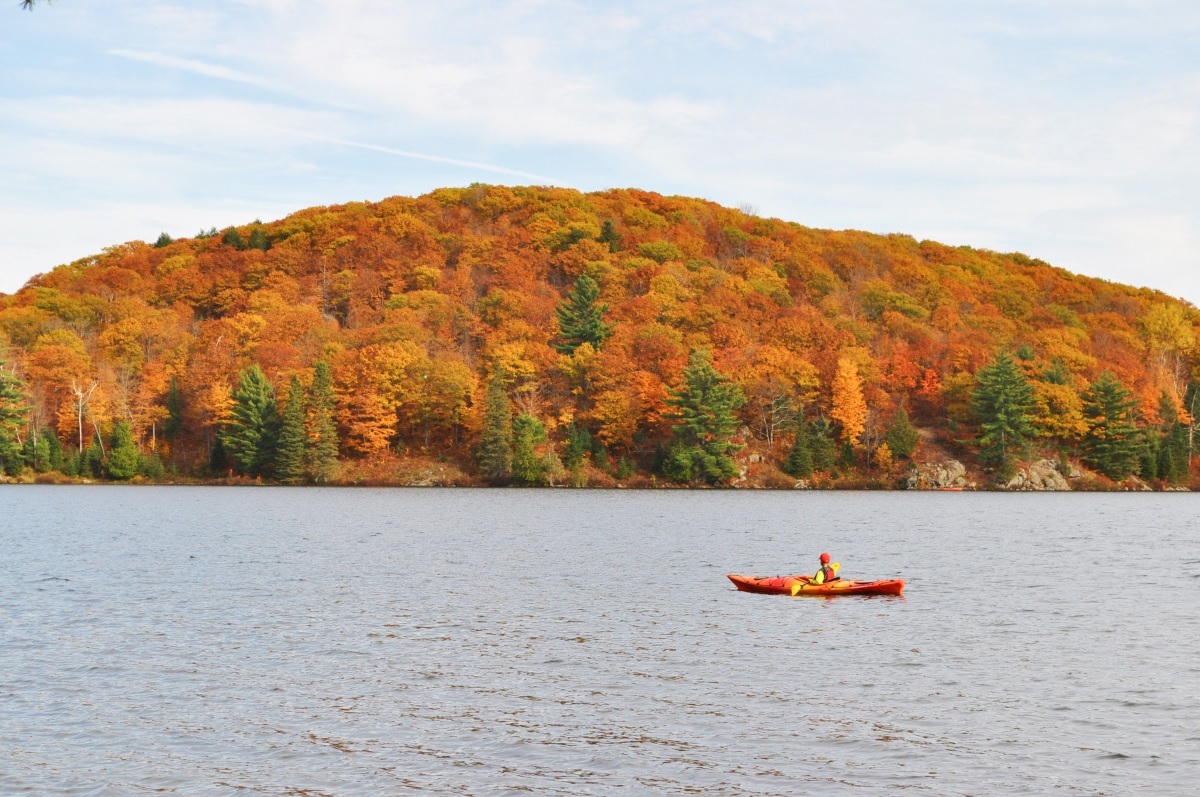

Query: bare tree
left=70, top=378, right=98, bottom=452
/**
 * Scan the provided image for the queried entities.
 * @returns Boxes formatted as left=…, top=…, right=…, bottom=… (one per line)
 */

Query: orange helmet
left=819, top=552, right=831, bottom=564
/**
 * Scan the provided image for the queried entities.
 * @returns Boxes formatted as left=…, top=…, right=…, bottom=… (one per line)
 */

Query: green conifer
left=563, top=423, right=592, bottom=471
left=106, top=421, right=139, bottom=480
left=1081, top=371, right=1139, bottom=480
left=885, top=405, right=920, bottom=459
left=0, top=366, right=28, bottom=476
left=971, top=351, right=1035, bottom=476
left=164, top=379, right=185, bottom=440
left=512, top=413, right=547, bottom=485
left=662, top=350, right=745, bottom=484
left=276, top=375, right=309, bottom=485
left=553, top=274, right=614, bottom=354
left=477, top=374, right=513, bottom=482
left=809, top=417, right=837, bottom=472
left=220, top=365, right=281, bottom=476
left=783, top=418, right=813, bottom=478
left=42, top=427, right=63, bottom=472
left=306, top=361, right=339, bottom=483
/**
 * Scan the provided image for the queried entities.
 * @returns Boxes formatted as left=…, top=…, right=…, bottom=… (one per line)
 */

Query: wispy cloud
left=107, top=48, right=285, bottom=93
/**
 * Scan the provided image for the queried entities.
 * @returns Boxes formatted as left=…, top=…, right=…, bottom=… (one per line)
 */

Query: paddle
left=791, top=562, right=840, bottom=595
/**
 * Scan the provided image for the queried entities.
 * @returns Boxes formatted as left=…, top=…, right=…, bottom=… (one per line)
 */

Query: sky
left=1, top=1, right=1198, bottom=302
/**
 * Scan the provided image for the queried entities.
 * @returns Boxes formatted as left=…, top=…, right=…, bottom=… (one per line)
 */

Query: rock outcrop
left=1003, top=459, right=1072, bottom=491
left=904, top=460, right=968, bottom=490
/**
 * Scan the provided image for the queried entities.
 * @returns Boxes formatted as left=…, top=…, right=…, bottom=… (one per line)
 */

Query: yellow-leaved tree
left=830, top=356, right=867, bottom=447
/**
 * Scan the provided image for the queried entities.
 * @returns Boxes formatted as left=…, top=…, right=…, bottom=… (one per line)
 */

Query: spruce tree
left=1081, top=371, right=1139, bottom=480
left=42, top=428, right=63, bottom=472
left=885, top=405, right=920, bottom=459
left=783, top=417, right=813, bottom=478
left=306, top=361, right=339, bottom=483
left=562, top=423, right=592, bottom=471
left=220, top=365, right=281, bottom=476
left=663, top=350, right=745, bottom=484
left=512, top=413, right=547, bottom=485
left=553, top=274, right=614, bottom=354
left=1139, top=433, right=1160, bottom=481
left=276, top=375, right=309, bottom=485
left=246, top=226, right=270, bottom=252
left=106, top=421, right=140, bottom=480
left=478, top=374, right=513, bottom=482
left=970, top=351, right=1035, bottom=476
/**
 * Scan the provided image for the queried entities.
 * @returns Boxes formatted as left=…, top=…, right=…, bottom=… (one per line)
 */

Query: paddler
left=812, top=552, right=839, bottom=585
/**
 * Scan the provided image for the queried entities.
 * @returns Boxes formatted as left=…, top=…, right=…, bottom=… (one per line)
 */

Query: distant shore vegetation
left=1, top=186, right=1197, bottom=489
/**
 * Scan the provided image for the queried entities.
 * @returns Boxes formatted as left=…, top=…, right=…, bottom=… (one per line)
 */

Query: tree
left=562, top=422, right=591, bottom=471
left=477, top=374, right=513, bottom=482
left=153, top=232, right=173, bottom=248
left=512, top=413, right=547, bottom=485
left=0, top=366, right=29, bottom=477
left=220, top=365, right=281, bottom=476
left=970, top=351, right=1035, bottom=476
left=164, top=378, right=185, bottom=441
left=307, top=361, right=339, bottom=483
left=553, top=274, right=614, bottom=354
left=662, top=351, right=745, bottom=484
left=1081, top=371, right=1139, bottom=480
left=276, top=375, right=309, bottom=485
left=106, top=421, right=140, bottom=480
left=830, top=357, right=867, bottom=447
left=782, top=416, right=813, bottom=478
left=809, top=417, right=836, bottom=472
left=885, top=405, right=920, bottom=460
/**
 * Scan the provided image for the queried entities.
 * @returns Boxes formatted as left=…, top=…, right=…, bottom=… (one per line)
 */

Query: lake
left=1, top=486, right=1198, bottom=795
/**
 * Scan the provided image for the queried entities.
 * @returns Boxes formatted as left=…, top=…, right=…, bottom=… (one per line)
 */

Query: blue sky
left=2, top=1, right=1198, bottom=302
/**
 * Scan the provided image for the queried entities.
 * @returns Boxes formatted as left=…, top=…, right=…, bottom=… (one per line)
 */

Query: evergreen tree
left=598, top=220, right=622, bottom=252
left=106, top=421, right=139, bottom=480
left=1081, top=371, right=1139, bottom=480
left=1159, top=422, right=1189, bottom=486
left=220, top=365, right=281, bottom=476
left=782, top=417, right=813, bottom=478
left=41, top=427, right=63, bottom=472
left=83, top=441, right=104, bottom=478
left=970, top=351, right=1035, bottom=475
left=512, top=413, right=547, bottom=485
left=662, top=350, right=745, bottom=484
left=885, top=405, right=920, bottom=459
left=809, top=417, right=837, bottom=472
left=138, top=452, right=166, bottom=479
left=0, top=367, right=29, bottom=477
left=562, top=423, right=592, bottom=471
left=221, top=227, right=247, bottom=250
left=306, top=361, right=339, bottom=483
left=553, top=274, right=614, bottom=354
left=153, top=232, right=173, bottom=248
left=29, top=431, right=51, bottom=473
left=246, top=226, right=270, bottom=252
left=276, top=375, right=309, bottom=485
left=164, top=379, right=185, bottom=441
left=1139, top=432, right=1160, bottom=481
left=477, top=374, right=513, bottom=482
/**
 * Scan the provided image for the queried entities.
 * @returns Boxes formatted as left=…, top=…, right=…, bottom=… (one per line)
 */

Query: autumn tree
left=220, top=365, right=280, bottom=477
left=512, top=413, right=547, bottom=485
left=478, top=374, right=513, bottom=482
left=164, top=378, right=185, bottom=441
left=971, top=351, right=1035, bottom=477
left=553, top=274, right=614, bottom=354
left=276, top=375, right=309, bottom=485
left=1081, top=371, right=1139, bottom=480
left=830, top=356, right=867, bottom=448
left=663, top=351, right=745, bottom=484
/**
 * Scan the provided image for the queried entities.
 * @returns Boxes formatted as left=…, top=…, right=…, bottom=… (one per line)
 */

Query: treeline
left=1, top=185, right=1198, bottom=487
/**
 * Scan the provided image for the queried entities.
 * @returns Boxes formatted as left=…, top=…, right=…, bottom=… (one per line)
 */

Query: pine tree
left=782, top=417, right=813, bottom=478
left=553, top=274, right=614, bottom=354
left=0, top=367, right=29, bottom=477
left=663, top=350, right=745, bottom=484
left=1081, top=371, right=1139, bottom=480
left=478, top=374, right=513, bottom=482
left=885, top=405, right=920, bottom=459
left=83, top=441, right=104, bottom=478
left=1139, top=432, right=1160, bottom=481
left=220, top=365, right=281, bottom=476
left=971, top=351, right=1035, bottom=476
left=306, top=361, right=339, bottom=483
left=106, top=421, right=140, bottom=480
left=153, top=232, right=173, bottom=248
left=246, top=226, right=270, bottom=252
left=42, top=427, right=63, bottom=472
left=598, top=220, right=622, bottom=252
left=512, top=413, right=547, bottom=485
left=562, top=423, right=592, bottom=471
left=276, top=375, right=309, bottom=485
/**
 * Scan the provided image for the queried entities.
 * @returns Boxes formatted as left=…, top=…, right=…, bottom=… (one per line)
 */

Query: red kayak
left=727, top=573, right=905, bottom=597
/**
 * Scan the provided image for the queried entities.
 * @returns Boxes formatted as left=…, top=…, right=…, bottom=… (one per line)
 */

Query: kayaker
left=812, top=552, right=839, bottom=585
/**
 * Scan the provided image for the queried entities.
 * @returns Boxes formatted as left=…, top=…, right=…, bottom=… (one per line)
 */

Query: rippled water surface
left=2, top=486, right=1199, bottom=795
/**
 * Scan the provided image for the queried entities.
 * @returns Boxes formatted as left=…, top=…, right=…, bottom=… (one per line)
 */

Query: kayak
left=727, top=573, right=905, bottom=597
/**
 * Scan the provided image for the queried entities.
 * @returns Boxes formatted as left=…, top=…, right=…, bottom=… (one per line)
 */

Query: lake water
left=1, top=486, right=1198, bottom=796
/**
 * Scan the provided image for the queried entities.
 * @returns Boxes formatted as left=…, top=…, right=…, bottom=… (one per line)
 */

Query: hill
left=1, top=185, right=1197, bottom=487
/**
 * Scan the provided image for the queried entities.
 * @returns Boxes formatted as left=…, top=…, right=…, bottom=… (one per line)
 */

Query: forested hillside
left=1, top=185, right=1197, bottom=487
